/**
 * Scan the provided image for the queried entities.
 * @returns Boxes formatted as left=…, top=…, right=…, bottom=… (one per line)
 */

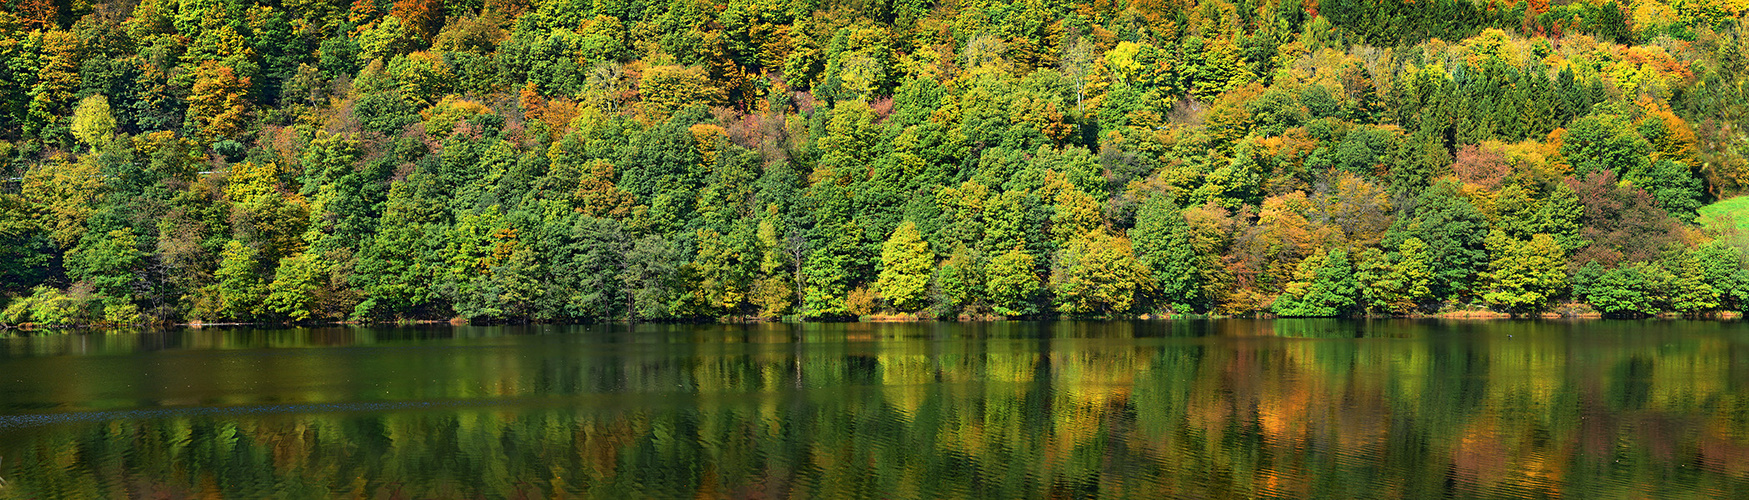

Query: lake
left=0, top=320, right=1746, bottom=498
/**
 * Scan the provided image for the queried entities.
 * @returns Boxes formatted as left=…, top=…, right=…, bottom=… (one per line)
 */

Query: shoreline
left=3, top=310, right=1743, bottom=332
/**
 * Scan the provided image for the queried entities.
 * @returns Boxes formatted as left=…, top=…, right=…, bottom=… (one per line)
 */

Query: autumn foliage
left=1, top=0, right=1748, bottom=325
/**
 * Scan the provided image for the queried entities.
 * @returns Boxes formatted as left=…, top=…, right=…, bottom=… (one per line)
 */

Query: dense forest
left=1, top=0, right=1748, bottom=325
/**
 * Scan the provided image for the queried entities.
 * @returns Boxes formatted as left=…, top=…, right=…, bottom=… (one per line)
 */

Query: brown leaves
left=1452, top=144, right=1512, bottom=189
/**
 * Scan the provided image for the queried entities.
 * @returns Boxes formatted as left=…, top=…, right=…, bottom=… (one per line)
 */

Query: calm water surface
left=0, top=320, right=1747, bottom=498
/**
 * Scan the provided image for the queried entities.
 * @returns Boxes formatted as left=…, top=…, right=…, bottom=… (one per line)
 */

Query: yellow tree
left=20, top=154, right=102, bottom=247
left=1052, top=230, right=1150, bottom=315
left=70, top=95, right=116, bottom=151
left=1050, top=186, right=1104, bottom=244
left=25, top=29, right=79, bottom=139
left=1311, top=172, right=1394, bottom=247
left=187, top=61, right=252, bottom=142
left=750, top=215, right=794, bottom=318
left=225, top=162, right=309, bottom=263
left=877, top=221, right=934, bottom=312
left=387, top=51, right=453, bottom=107
left=986, top=246, right=1041, bottom=316
left=1479, top=232, right=1569, bottom=316
left=572, top=159, right=637, bottom=219
left=640, top=65, right=724, bottom=115
left=687, top=228, right=750, bottom=316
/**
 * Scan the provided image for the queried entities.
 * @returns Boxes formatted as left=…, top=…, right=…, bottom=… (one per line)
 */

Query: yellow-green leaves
left=21, top=154, right=101, bottom=248
left=986, top=246, right=1040, bottom=316
left=877, top=221, right=933, bottom=312
left=640, top=65, right=724, bottom=115
left=70, top=95, right=115, bottom=150
left=1052, top=231, right=1148, bottom=315
left=1479, top=232, right=1569, bottom=316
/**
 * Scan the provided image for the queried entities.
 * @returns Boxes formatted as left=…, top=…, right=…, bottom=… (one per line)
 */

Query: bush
left=2, top=286, right=95, bottom=327
left=1, top=286, right=144, bottom=328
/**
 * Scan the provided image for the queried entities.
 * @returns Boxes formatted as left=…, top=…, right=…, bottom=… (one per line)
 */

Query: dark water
left=0, top=320, right=1747, bottom=498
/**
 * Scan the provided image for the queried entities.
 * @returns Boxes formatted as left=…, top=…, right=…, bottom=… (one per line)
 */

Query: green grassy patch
left=1698, top=196, right=1749, bottom=235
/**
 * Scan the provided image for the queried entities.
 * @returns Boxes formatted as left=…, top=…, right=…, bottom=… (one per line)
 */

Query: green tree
left=986, top=246, right=1040, bottom=316
left=877, top=221, right=933, bottom=312
left=1661, top=249, right=1721, bottom=315
left=935, top=245, right=982, bottom=315
left=1479, top=232, right=1569, bottom=316
left=1272, top=249, right=1362, bottom=317
left=1626, top=159, right=1704, bottom=222
left=750, top=216, right=794, bottom=318
left=550, top=215, right=632, bottom=320
left=1358, top=237, right=1434, bottom=315
left=622, top=234, right=682, bottom=320
left=1051, top=231, right=1149, bottom=315
left=265, top=253, right=330, bottom=322
left=801, top=178, right=868, bottom=319
left=1583, top=263, right=1669, bottom=318
left=1130, top=196, right=1203, bottom=311
left=1386, top=180, right=1489, bottom=301
left=25, top=30, right=79, bottom=142
left=1695, top=241, right=1749, bottom=312
left=65, top=227, right=143, bottom=301
left=1, top=286, right=96, bottom=327
left=0, top=194, right=53, bottom=299
left=1562, top=110, right=1650, bottom=178
left=687, top=228, right=753, bottom=317
left=210, top=240, right=270, bottom=320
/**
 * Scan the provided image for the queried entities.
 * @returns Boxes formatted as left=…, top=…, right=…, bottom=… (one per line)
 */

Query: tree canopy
left=3, top=0, right=1749, bottom=325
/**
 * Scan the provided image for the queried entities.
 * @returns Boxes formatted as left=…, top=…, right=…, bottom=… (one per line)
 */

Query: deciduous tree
left=1479, top=232, right=1568, bottom=316
left=1051, top=231, right=1148, bottom=315
left=877, top=221, right=933, bottom=312
left=1272, top=249, right=1362, bottom=317
left=986, top=246, right=1040, bottom=316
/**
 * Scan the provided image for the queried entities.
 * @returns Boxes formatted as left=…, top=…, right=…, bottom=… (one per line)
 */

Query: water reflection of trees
left=3, top=320, right=1748, bottom=497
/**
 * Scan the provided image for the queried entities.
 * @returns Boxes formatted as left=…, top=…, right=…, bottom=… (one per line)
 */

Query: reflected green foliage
left=1, top=321, right=1747, bottom=497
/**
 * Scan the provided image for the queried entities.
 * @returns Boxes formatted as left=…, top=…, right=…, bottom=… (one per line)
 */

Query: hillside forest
left=3, top=0, right=1749, bottom=325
